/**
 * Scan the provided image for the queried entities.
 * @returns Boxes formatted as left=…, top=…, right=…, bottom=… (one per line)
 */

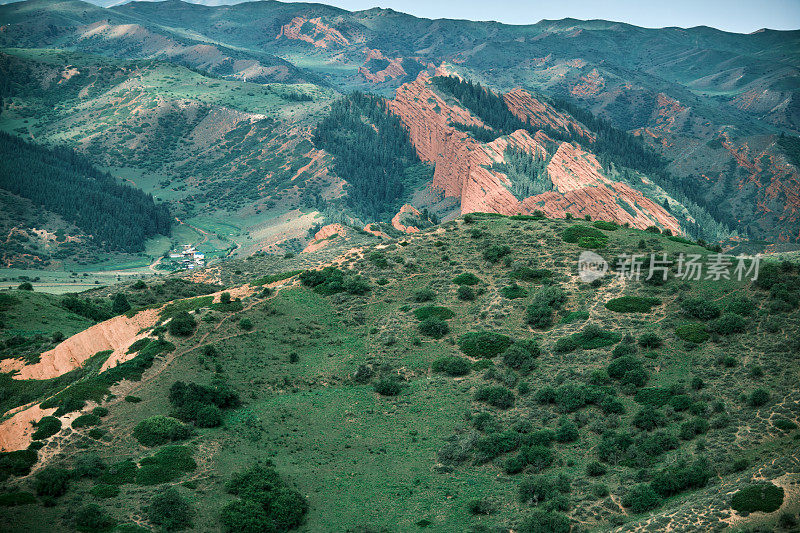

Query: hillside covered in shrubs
left=0, top=214, right=798, bottom=532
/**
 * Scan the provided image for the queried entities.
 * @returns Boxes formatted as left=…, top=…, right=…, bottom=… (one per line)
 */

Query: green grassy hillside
left=1, top=215, right=797, bottom=531
left=0, top=47, right=340, bottom=266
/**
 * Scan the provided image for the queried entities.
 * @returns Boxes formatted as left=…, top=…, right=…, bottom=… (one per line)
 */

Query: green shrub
left=31, top=416, right=61, bottom=440
left=98, top=460, right=137, bottom=485
left=136, top=446, right=196, bottom=486
left=560, top=311, right=589, bottom=324
left=132, top=416, right=192, bottom=447
left=342, top=275, right=371, bottom=295
left=748, top=388, right=770, bottom=407
left=221, top=465, right=308, bottom=533
left=418, top=317, right=449, bottom=339
left=72, top=413, right=102, bottom=429
left=185, top=404, right=218, bottom=427
left=553, top=384, right=589, bottom=413
left=148, top=488, right=193, bottom=531
left=555, top=417, right=579, bottom=443
left=632, top=409, right=666, bottom=431
left=518, top=475, right=559, bottom=505
left=511, top=267, right=552, bottom=282
left=374, top=379, right=401, bottom=396
left=502, top=344, right=536, bottom=373
left=608, top=357, right=644, bottom=380
left=634, top=387, right=674, bottom=407
left=112, top=293, right=131, bottom=315
left=74, top=454, right=106, bottom=479
left=413, top=288, right=435, bottom=302
left=638, top=332, right=663, bottom=349
left=651, top=457, right=712, bottom=497
left=75, top=503, right=117, bottom=532
left=708, top=313, right=747, bottom=335
left=500, top=284, right=528, bottom=299
left=453, top=272, right=481, bottom=286
left=92, top=407, right=108, bottom=417
left=483, top=245, right=511, bottom=263
left=675, top=323, right=709, bottom=343
left=432, top=356, right=471, bottom=376
left=669, top=394, right=693, bottom=411
left=34, top=467, right=71, bottom=497
left=593, top=221, right=619, bottom=231
left=467, top=498, right=497, bottom=515
left=169, top=380, right=240, bottom=426
left=124, top=395, right=142, bottom=403
left=562, top=225, right=609, bottom=248
left=774, top=418, right=798, bottom=431
left=525, top=304, right=554, bottom=329
left=553, top=337, right=578, bottom=353
left=605, top=296, right=660, bottom=313
left=505, top=453, right=527, bottom=474
left=586, top=462, right=607, bottom=477
left=475, top=386, right=515, bottom=409
left=574, top=324, right=621, bottom=349
left=622, top=484, right=662, bottom=513
left=518, top=509, right=571, bottom=533
left=299, top=267, right=369, bottom=296
left=458, top=331, right=513, bottom=358
left=525, top=285, right=567, bottom=329
left=679, top=418, right=709, bottom=440
left=412, top=306, right=455, bottom=321
left=681, top=298, right=721, bottom=320
left=0, top=491, right=36, bottom=506
left=168, top=311, right=197, bottom=337
left=238, top=318, right=253, bottom=331
left=533, top=286, right=567, bottom=308
left=726, top=296, right=755, bottom=316
left=522, top=445, right=555, bottom=470
left=730, top=483, right=784, bottom=514
left=457, top=285, right=475, bottom=300
left=592, top=483, right=610, bottom=498
left=89, top=484, right=120, bottom=499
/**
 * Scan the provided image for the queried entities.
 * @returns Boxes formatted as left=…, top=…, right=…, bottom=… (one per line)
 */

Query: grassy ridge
left=1, top=216, right=798, bottom=532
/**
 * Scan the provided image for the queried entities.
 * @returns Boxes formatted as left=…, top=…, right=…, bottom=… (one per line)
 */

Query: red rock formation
left=719, top=133, right=800, bottom=241
left=386, top=74, right=682, bottom=233
left=504, top=88, right=593, bottom=138
left=363, top=223, right=389, bottom=238
left=359, top=49, right=406, bottom=83
left=303, top=223, right=347, bottom=253
left=651, top=93, right=687, bottom=134
left=571, top=68, right=605, bottom=97
left=277, top=17, right=356, bottom=48
left=392, top=204, right=422, bottom=233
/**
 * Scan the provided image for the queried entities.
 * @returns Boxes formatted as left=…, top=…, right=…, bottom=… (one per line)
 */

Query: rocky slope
left=387, top=74, right=681, bottom=233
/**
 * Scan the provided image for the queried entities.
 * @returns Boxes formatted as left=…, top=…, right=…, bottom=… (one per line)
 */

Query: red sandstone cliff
left=277, top=17, right=359, bottom=48
left=359, top=49, right=407, bottom=83
left=386, top=74, right=681, bottom=233
left=503, top=88, right=593, bottom=139
left=303, top=223, right=347, bottom=253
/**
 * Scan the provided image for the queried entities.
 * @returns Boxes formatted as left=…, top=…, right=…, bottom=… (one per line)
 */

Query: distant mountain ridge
left=1, top=0, right=799, bottom=243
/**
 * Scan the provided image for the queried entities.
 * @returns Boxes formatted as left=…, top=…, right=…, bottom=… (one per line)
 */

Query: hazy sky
left=287, top=0, right=800, bottom=33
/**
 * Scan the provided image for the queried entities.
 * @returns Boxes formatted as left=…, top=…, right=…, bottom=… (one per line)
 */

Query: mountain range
left=1, top=0, right=799, bottom=267
left=1, top=2, right=800, bottom=532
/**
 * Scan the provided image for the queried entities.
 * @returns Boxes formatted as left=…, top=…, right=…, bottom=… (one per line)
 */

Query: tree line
left=0, top=132, right=171, bottom=252
left=313, top=92, right=431, bottom=221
